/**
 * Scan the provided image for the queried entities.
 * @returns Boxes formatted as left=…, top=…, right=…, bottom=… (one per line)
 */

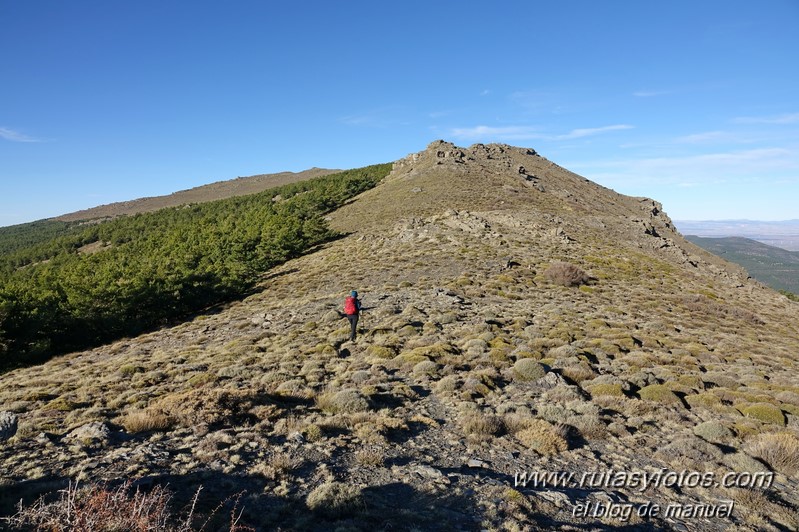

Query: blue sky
left=1, top=1, right=798, bottom=227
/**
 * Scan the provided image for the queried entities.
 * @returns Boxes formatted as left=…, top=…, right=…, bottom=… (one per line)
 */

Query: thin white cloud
left=554, top=124, right=634, bottom=140
left=675, top=131, right=735, bottom=144
left=449, top=125, right=544, bottom=141
left=480, top=89, right=491, bottom=96
left=450, top=124, right=634, bottom=142
left=733, top=113, right=799, bottom=125
left=567, top=147, right=798, bottom=187
left=0, top=127, right=40, bottom=142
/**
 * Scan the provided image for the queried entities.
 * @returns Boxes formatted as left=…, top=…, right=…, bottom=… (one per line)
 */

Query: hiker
left=344, top=290, right=362, bottom=341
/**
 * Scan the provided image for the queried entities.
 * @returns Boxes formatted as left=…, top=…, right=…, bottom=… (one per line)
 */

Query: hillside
left=676, top=220, right=799, bottom=252
left=686, top=235, right=799, bottom=294
left=1, top=141, right=798, bottom=531
left=54, top=167, right=338, bottom=222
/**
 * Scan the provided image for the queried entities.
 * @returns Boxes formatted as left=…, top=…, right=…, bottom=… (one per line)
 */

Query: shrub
left=306, top=481, right=364, bottom=518
left=354, top=447, right=385, bottom=467
left=693, top=421, right=733, bottom=443
left=560, top=362, right=596, bottom=383
left=461, top=412, right=504, bottom=438
left=638, top=384, right=680, bottom=404
left=544, top=262, right=590, bottom=287
left=412, top=360, right=439, bottom=377
left=0, top=480, right=235, bottom=531
left=512, top=359, right=546, bottom=382
left=316, top=389, right=370, bottom=414
left=515, top=419, right=568, bottom=454
left=586, top=383, right=624, bottom=397
left=741, top=403, right=786, bottom=425
left=686, top=392, right=723, bottom=410
left=365, top=345, right=396, bottom=359
left=744, top=432, right=799, bottom=475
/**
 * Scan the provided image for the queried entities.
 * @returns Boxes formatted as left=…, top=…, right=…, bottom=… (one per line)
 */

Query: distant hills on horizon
left=674, top=219, right=799, bottom=252
left=685, top=235, right=799, bottom=294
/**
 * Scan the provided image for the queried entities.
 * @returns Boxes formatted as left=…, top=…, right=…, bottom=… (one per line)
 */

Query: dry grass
left=118, top=410, right=174, bottom=434
left=744, top=432, right=799, bottom=476
left=4, top=481, right=174, bottom=531
left=514, top=419, right=568, bottom=454
left=460, top=411, right=505, bottom=440
left=3, top=480, right=253, bottom=531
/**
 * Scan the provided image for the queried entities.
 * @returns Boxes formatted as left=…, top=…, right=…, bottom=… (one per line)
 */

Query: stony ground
left=1, top=141, right=798, bottom=531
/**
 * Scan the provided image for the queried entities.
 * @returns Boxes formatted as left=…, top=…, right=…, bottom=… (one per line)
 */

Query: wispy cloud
left=450, top=124, right=633, bottom=142
left=673, top=130, right=748, bottom=144
left=554, top=124, right=633, bottom=140
left=0, top=127, right=40, bottom=143
left=733, top=112, right=799, bottom=125
left=449, top=125, right=543, bottom=141
left=567, top=147, right=798, bottom=187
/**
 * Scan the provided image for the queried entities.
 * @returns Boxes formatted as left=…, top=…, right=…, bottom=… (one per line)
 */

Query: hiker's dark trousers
left=346, top=313, right=359, bottom=340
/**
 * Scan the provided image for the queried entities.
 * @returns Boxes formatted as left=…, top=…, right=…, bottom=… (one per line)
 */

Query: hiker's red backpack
left=344, top=296, right=358, bottom=315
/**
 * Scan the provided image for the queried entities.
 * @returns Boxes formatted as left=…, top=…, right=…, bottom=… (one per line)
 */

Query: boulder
left=0, top=412, right=18, bottom=441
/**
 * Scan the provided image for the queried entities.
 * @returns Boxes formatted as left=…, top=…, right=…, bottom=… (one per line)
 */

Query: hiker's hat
left=351, top=290, right=358, bottom=297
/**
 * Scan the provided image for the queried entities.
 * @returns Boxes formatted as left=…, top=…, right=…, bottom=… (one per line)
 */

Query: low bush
left=512, top=358, right=546, bottom=382
left=638, top=384, right=680, bottom=404
left=693, top=420, right=733, bottom=443
left=316, top=389, right=370, bottom=414
left=586, top=383, right=624, bottom=397
left=514, top=419, right=568, bottom=454
left=741, top=403, right=785, bottom=425
left=544, top=262, right=591, bottom=287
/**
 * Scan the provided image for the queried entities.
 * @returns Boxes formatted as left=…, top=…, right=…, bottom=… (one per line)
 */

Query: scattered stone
left=467, top=458, right=487, bottom=468
left=0, top=412, right=18, bottom=442
left=66, top=422, right=111, bottom=447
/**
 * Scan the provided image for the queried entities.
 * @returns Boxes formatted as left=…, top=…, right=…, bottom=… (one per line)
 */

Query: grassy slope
left=1, top=142, right=797, bottom=530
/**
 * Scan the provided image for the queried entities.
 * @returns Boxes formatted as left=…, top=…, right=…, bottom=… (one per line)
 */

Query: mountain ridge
left=1, top=141, right=797, bottom=530
left=53, top=167, right=339, bottom=222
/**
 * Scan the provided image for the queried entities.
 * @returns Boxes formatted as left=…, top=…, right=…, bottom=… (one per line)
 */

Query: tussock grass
left=744, top=432, right=799, bottom=475
left=119, top=410, right=174, bottom=434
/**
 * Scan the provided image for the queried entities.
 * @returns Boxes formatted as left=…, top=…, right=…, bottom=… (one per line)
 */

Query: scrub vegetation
left=0, top=164, right=391, bottom=370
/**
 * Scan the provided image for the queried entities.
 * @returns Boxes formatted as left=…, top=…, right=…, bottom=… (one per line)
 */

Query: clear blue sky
left=2, top=0, right=798, bottom=227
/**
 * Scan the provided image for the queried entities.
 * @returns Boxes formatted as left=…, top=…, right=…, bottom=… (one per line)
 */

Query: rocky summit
left=1, top=141, right=798, bottom=530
